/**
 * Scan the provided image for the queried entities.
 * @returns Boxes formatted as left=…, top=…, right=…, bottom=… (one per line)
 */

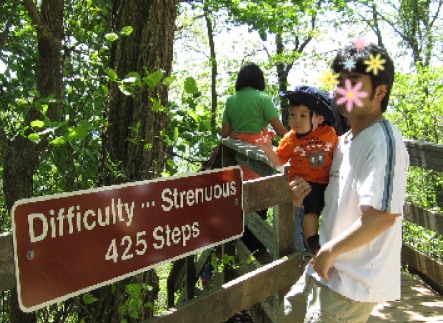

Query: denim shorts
left=281, top=274, right=377, bottom=323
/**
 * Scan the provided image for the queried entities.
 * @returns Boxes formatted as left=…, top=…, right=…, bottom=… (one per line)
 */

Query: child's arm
left=256, top=135, right=284, bottom=167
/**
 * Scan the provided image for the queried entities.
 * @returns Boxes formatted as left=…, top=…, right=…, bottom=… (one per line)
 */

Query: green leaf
left=188, top=110, right=199, bottom=123
left=124, top=72, right=142, bottom=86
left=203, top=120, right=212, bottom=132
left=42, top=104, right=49, bottom=115
left=163, top=76, right=176, bottom=86
left=31, top=120, right=45, bottom=128
left=101, top=85, right=109, bottom=95
left=107, top=69, right=118, bottom=81
left=173, top=127, right=179, bottom=143
left=31, top=89, right=41, bottom=98
left=79, top=120, right=94, bottom=131
left=28, top=133, right=40, bottom=142
left=82, top=293, right=98, bottom=304
left=68, top=126, right=88, bottom=140
left=184, top=77, right=199, bottom=95
left=105, top=32, right=119, bottom=41
left=51, top=136, right=67, bottom=145
left=127, top=283, right=142, bottom=298
left=120, top=26, right=134, bottom=36
left=151, top=98, right=164, bottom=111
left=144, top=70, right=164, bottom=88
left=118, top=304, right=127, bottom=316
left=33, top=100, right=42, bottom=111
left=223, top=254, right=235, bottom=265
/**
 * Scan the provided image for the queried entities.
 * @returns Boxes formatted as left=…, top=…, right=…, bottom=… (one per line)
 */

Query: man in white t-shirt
left=282, top=44, right=409, bottom=323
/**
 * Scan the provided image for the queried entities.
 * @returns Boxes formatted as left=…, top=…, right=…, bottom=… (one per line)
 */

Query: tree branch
left=23, top=0, right=45, bottom=35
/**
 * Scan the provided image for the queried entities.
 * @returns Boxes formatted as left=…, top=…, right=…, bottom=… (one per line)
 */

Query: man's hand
left=311, top=242, right=335, bottom=280
left=289, top=177, right=311, bottom=206
left=311, top=206, right=402, bottom=280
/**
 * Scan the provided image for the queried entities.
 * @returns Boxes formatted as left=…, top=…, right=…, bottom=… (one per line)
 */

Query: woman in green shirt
left=222, top=62, right=287, bottom=180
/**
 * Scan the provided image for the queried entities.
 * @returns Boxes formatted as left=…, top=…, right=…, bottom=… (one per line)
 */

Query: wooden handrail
left=405, top=139, right=443, bottom=172
left=145, top=253, right=303, bottom=323
left=222, top=138, right=443, bottom=289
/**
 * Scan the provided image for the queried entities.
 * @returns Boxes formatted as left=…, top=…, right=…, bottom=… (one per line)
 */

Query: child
left=256, top=85, right=338, bottom=255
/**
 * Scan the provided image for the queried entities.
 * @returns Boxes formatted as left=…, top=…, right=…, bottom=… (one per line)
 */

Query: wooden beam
left=144, top=253, right=304, bottom=323
left=167, top=258, right=185, bottom=308
left=172, top=250, right=212, bottom=308
left=273, top=199, right=296, bottom=260
left=405, top=139, right=443, bottom=172
left=403, top=202, right=443, bottom=235
left=185, top=256, right=196, bottom=301
left=244, top=212, right=274, bottom=254
left=222, top=138, right=281, bottom=177
left=402, top=244, right=443, bottom=286
left=243, top=172, right=292, bottom=215
left=222, top=139, right=275, bottom=167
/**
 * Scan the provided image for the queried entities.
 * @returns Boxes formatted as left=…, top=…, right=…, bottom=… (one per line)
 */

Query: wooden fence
left=401, top=140, right=443, bottom=293
left=0, top=137, right=442, bottom=323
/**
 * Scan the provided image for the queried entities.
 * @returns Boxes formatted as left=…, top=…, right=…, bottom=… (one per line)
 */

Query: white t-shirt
left=307, top=120, right=409, bottom=302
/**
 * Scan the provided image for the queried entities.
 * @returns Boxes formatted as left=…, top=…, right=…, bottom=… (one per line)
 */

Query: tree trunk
left=204, top=2, right=218, bottom=135
left=276, top=32, right=289, bottom=128
left=3, top=0, right=64, bottom=322
left=90, top=1, right=178, bottom=321
left=104, top=0, right=177, bottom=184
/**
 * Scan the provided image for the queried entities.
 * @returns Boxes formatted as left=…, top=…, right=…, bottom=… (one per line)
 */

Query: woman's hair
left=235, top=62, right=266, bottom=92
left=332, top=44, right=394, bottom=112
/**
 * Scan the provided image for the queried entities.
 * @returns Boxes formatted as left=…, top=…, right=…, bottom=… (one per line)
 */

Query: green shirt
left=222, top=87, right=280, bottom=134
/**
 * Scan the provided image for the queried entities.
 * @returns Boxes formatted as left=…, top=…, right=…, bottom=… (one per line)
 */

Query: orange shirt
left=274, top=125, right=338, bottom=184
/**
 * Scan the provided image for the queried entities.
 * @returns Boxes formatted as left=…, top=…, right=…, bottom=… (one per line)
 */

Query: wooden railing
left=148, top=139, right=304, bottom=323
left=146, top=138, right=443, bottom=322
left=0, top=137, right=442, bottom=322
left=402, top=140, right=443, bottom=292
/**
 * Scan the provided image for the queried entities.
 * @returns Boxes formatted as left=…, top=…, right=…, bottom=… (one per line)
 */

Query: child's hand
left=262, top=127, right=275, bottom=141
left=255, top=128, right=275, bottom=151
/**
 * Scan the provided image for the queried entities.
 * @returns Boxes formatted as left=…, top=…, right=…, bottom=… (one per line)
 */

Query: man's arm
left=312, top=206, right=400, bottom=280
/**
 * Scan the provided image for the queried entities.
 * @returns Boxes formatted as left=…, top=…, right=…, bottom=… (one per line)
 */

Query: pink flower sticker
left=336, top=80, right=368, bottom=112
left=352, top=37, right=366, bottom=52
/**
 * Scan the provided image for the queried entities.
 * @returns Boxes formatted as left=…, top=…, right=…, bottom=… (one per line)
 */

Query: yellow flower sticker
left=319, top=70, right=339, bottom=89
left=364, top=53, right=386, bottom=75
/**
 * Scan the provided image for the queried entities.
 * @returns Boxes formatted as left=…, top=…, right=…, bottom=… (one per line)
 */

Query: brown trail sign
left=12, top=167, right=243, bottom=312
